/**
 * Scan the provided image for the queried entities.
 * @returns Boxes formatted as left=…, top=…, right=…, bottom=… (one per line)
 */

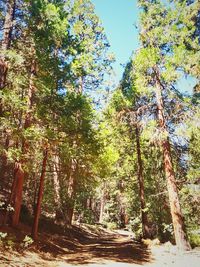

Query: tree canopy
left=0, top=0, right=200, bottom=252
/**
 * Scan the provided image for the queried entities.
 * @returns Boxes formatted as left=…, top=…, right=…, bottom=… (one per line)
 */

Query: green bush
left=0, top=232, right=16, bottom=250
left=106, top=222, right=118, bottom=230
left=21, top=235, right=34, bottom=248
left=189, top=233, right=200, bottom=248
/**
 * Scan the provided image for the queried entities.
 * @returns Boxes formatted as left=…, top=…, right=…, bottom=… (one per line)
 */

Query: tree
left=0, top=0, right=112, bottom=232
left=0, top=0, right=16, bottom=90
left=31, top=148, right=48, bottom=240
left=133, top=0, right=200, bottom=250
left=114, top=61, right=152, bottom=238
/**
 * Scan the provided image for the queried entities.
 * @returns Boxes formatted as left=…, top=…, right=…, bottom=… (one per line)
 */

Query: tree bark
left=117, top=180, right=128, bottom=228
left=66, top=158, right=76, bottom=225
left=135, top=124, right=151, bottom=239
left=1, top=164, right=18, bottom=226
left=0, top=135, right=10, bottom=191
left=99, top=184, right=106, bottom=224
left=31, top=149, right=48, bottom=240
left=0, top=0, right=16, bottom=208
left=154, top=71, right=191, bottom=250
left=52, top=150, right=63, bottom=222
left=24, top=57, right=36, bottom=129
left=0, top=0, right=16, bottom=89
left=10, top=57, right=36, bottom=227
left=12, top=162, right=24, bottom=227
left=32, top=173, right=38, bottom=215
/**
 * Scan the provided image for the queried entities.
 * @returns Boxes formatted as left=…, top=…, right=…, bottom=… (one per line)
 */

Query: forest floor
left=0, top=222, right=200, bottom=267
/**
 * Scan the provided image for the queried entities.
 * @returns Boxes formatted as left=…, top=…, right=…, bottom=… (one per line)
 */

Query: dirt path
left=0, top=234, right=151, bottom=267
left=54, top=235, right=151, bottom=266
left=0, top=227, right=200, bottom=267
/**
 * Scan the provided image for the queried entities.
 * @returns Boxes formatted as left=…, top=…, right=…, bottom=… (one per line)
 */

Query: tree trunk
left=1, top=164, right=18, bottom=226
left=0, top=0, right=16, bottom=89
left=12, top=162, right=25, bottom=227
left=0, top=135, right=10, bottom=191
left=10, top=57, right=36, bottom=227
left=24, top=57, right=36, bottom=129
left=117, top=180, right=127, bottom=228
left=31, top=149, right=48, bottom=240
left=0, top=0, right=16, bottom=204
left=32, top=173, right=38, bottom=215
left=66, top=158, right=76, bottom=225
left=154, top=72, right=191, bottom=250
left=99, top=185, right=106, bottom=223
left=52, top=150, right=63, bottom=222
left=135, top=124, right=151, bottom=239
left=119, top=199, right=126, bottom=228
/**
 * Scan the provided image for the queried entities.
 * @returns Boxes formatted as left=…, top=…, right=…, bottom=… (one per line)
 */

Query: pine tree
left=0, top=0, right=16, bottom=90
left=134, top=0, right=200, bottom=250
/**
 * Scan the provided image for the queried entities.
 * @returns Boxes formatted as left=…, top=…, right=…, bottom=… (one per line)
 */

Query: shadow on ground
left=37, top=225, right=151, bottom=265
left=0, top=223, right=152, bottom=266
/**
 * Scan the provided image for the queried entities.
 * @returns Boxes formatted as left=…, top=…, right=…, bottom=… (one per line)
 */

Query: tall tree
left=0, top=0, right=16, bottom=89
left=133, top=0, right=200, bottom=250
left=31, top=148, right=48, bottom=240
left=116, top=62, right=152, bottom=238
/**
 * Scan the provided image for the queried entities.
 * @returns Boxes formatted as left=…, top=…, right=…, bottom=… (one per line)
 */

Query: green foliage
left=129, top=217, right=142, bottom=238
left=21, top=235, right=34, bottom=248
left=0, top=232, right=7, bottom=240
left=0, top=233, right=16, bottom=250
left=0, top=0, right=199, bottom=246
left=0, top=0, right=112, bottom=230
left=106, top=222, right=118, bottom=230
left=189, top=233, right=200, bottom=248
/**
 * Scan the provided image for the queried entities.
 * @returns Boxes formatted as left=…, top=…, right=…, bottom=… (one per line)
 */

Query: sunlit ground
left=1, top=235, right=199, bottom=267
left=0, top=225, right=199, bottom=267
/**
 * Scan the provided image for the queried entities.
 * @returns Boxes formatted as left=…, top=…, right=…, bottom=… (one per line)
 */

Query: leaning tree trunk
left=31, top=148, right=48, bottom=240
left=0, top=0, right=16, bottom=89
left=135, top=124, right=151, bottom=239
left=154, top=71, right=191, bottom=250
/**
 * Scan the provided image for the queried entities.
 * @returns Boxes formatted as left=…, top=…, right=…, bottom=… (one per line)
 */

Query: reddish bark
left=154, top=70, right=191, bottom=250
left=66, top=208, right=74, bottom=225
left=135, top=124, right=151, bottom=239
left=0, top=135, right=10, bottom=190
left=0, top=0, right=16, bottom=89
left=31, top=149, right=48, bottom=240
left=10, top=56, right=37, bottom=227
left=0, top=0, right=16, bottom=204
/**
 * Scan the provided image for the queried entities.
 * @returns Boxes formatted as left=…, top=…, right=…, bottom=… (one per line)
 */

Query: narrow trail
left=0, top=232, right=151, bottom=267
left=0, top=225, right=200, bottom=267
left=54, top=235, right=151, bottom=266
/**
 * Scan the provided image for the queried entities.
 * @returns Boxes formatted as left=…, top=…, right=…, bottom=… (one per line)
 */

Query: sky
left=91, top=0, right=197, bottom=94
left=92, top=0, right=139, bottom=84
